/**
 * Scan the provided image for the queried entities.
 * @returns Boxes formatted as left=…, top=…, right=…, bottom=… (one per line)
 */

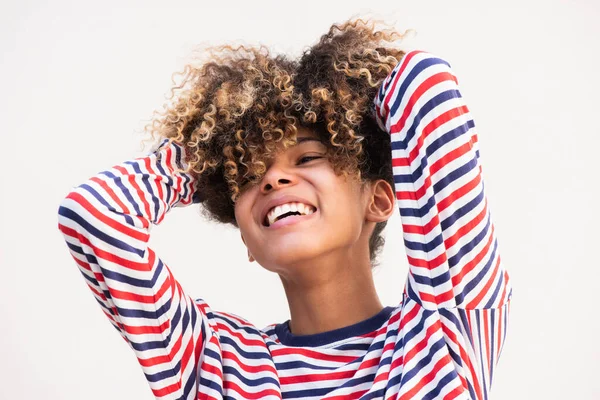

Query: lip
left=267, top=210, right=317, bottom=229
left=260, top=194, right=317, bottom=227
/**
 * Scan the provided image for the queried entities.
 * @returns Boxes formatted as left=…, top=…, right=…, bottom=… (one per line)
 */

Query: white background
left=1, top=0, right=599, bottom=399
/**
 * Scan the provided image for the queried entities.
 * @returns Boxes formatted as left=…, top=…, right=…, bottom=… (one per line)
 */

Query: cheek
left=233, top=193, right=254, bottom=229
left=322, top=180, right=365, bottom=228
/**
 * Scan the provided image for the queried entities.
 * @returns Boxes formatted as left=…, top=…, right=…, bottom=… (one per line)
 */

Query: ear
left=364, top=179, right=395, bottom=223
left=240, top=233, right=255, bottom=263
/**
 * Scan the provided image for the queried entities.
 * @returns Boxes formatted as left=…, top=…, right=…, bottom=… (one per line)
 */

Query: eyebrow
left=295, top=137, right=325, bottom=145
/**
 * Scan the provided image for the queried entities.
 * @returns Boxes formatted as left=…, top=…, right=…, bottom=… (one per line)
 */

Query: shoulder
left=393, top=49, right=457, bottom=83
left=400, top=49, right=454, bottom=67
left=382, top=49, right=460, bottom=108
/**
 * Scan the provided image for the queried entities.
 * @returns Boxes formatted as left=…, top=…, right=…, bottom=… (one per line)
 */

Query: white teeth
left=266, top=202, right=316, bottom=226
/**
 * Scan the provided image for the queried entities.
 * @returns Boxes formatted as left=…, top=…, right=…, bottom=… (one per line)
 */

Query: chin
left=256, top=236, right=328, bottom=272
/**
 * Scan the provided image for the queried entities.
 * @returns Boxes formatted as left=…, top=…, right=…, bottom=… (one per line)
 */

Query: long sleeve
left=374, top=50, right=512, bottom=398
left=57, top=138, right=212, bottom=399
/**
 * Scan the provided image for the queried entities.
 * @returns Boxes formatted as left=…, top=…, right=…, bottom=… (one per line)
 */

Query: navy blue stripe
left=336, top=372, right=377, bottom=391
left=489, top=308, right=495, bottom=383
left=457, top=309, right=475, bottom=348
left=275, top=306, right=395, bottom=347
left=400, top=337, right=447, bottom=384
left=117, top=299, right=170, bottom=320
left=282, top=385, right=336, bottom=399
left=440, top=184, right=484, bottom=233
left=76, top=182, right=134, bottom=225
left=483, top=260, right=505, bottom=308
left=223, top=366, right=280, bottom=388
left=406, top=280, right=423, bottom=307
left=386, top=57, right=451, bottom=125
left=144, top=360, right=180, bottom=382
left=99, top=170, right=144, bottom=219
left=220, top=336, right=273, bottom=361
left=99, top=257, right=163, bottom=289
left=129, top=336, right=169, bottom=352
left=152, top=157, right=174, bottom=207
left=274, top=359, right=339, bottom=372
left=475, top=312, right=489, bottom=400
left=448, top=208, right=491, bottom=269
left=423, top=369, right=459, bottom=399
left=390, top=89, right=463, bottom=151
left=215, top=314, right=267, bottom=338
left=58, top=204, right=145, bottom=257
left=126, top=162, right=161, bottom=221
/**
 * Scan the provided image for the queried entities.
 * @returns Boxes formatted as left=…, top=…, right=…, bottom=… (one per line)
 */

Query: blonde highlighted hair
left=142, top=18, right=411, bottom=262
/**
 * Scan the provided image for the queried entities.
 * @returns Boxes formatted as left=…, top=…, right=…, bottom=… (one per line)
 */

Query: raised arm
left=374, top=49, right=511, bottom=310
left=374, top=50, right=512, bottom=398
left=57, top=138, right=212, bottom=399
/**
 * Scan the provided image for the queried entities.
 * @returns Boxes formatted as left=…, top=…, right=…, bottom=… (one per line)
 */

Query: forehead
left=263, top=126, right=325, bottom=164
left=296, top=126, right=319, bottom=139
left=293, top=126, right=327, bottom=147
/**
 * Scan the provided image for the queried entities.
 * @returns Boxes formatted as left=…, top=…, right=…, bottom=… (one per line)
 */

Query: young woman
left=57, top=19, right=511, bottom=399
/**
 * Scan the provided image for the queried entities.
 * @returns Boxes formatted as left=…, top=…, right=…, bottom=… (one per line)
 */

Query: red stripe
left=440, top=317, right=470, bottom=392
left=380, top=50, right=424, bottom=123
left=114, top=165, right=153, bottom=223
left=444, top=384, right=466, bottom=400
left=216, top=322, right=268, bottom=348
left=398, top=356, right=452, bottom=400
left=89, top=176, right=137, bottom=226
left=436, top=169, right=481, bottom=215
left=222, top=350, right=278, bottom=376
left=143, top=156, right=166, bottom=224
left=325, top=389, right=369, bottom=400
left=108, top=271, right=171, bottom=303
left=271, top=347, right=358, bottom=363
left=58, top=221, right=152, bottom=272
left=180, top=333, right=195, bottom=375
left=151, top=382, right=181, bottom=398
left=138, top=331, right=183, bottom=367
left=280, top=368, right=357, bottom=385
left=389, top=70, right=459, bottom=135
left=483, top=311, right=490, bottom=377
left=223, top=381, right=281, bottom=399
left=402, top=320, right=442, bottom=366
left=409, top=106, right=470, bottom=167
left=450, top=206, right=495, bottom=290
left=65, top=190, right=148, bottom=241
left=443, top=181, right=486, bottom=249
left=465, top=312, right=484, bottom=400
left=465, top=248, right=500, bottom=309
left=496, top=307, right=503, bottom=357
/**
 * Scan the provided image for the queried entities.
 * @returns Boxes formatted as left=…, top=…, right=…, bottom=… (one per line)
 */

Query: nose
left=260, top=164, right=295, bottom=193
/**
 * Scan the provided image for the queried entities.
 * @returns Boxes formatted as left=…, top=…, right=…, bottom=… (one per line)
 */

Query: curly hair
left=142, top=18, right=411, bottom=264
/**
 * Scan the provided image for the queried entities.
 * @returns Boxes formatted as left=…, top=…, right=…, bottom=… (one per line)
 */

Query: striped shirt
left=57, top=49, right=512, bottom=400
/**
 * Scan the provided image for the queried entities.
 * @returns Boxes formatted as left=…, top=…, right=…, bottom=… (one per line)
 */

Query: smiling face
left=234, top=127, right=379, bottom=277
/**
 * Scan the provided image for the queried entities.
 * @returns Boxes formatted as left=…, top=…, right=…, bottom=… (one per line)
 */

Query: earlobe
left=366, top=180, right=395, bottom=223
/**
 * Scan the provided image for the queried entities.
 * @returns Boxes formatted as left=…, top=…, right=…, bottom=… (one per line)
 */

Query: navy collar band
left=274, top=306, right=396, bottom=347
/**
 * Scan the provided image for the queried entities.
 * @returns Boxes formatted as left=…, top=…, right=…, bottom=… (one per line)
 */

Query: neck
left=279, top=250, right=383, bottom=336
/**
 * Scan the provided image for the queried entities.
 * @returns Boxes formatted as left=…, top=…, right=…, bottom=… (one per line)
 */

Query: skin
left=234, top=127, right=396, bottom=336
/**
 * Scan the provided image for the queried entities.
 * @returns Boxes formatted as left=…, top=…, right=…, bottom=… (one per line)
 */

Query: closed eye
left=297, top=155, right=323, bottom=165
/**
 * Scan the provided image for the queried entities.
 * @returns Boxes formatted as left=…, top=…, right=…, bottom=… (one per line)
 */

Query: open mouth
left=263, top=202, right=317, bottom=227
